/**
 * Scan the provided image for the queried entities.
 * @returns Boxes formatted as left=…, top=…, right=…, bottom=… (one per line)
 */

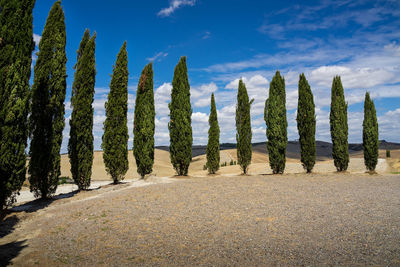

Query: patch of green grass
left=101, top=226, right=111, bottom=231
left=391, top=172, right=400, bottom=174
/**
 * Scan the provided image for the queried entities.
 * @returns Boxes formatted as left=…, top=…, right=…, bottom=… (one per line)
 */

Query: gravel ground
left=2, top=173, right=400, bottom=266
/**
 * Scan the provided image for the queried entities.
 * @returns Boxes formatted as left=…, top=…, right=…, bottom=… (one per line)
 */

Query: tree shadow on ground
left=0, top=215, right=27, bottom=266
left=0, top=240, right=27, bottom=266
left=10, top=190, right=80, bottom=213
left=10, top=184, right=106, bottom=213
left=0, top=215, right=19, bottom=238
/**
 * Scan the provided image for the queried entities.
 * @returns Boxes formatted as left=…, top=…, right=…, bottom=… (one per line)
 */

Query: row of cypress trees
left=230, top=72, right=379, bottom=175
left=206, top=71, right=378, bottom=175
left=0, top=0, right=156, bottom=208
left=0, top=1, right=381, bottom=209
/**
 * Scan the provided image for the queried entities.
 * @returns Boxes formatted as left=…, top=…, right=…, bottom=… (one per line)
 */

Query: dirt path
left=1, top=173, right=400, bottom=266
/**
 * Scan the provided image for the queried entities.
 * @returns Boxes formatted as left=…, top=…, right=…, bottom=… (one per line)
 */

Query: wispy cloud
left=202, top=31, right=211, bottom=40
left=157, top=0, right=196, bottom=17
left=146, top=51, right=168, bottom=62
left=258, top=0, right=400, bottom=38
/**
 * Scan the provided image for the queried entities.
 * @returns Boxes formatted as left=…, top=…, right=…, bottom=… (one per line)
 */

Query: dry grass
left=2, top=173, right=400, bottom=266
left=25, top=147, right=400, bottom=183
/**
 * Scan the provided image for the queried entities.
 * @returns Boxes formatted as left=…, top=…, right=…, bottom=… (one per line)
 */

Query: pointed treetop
left=365, top=91, right=371, bottom=101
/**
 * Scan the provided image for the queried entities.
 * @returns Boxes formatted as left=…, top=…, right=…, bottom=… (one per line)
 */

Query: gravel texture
left=2, top=173, right=400, bottom=266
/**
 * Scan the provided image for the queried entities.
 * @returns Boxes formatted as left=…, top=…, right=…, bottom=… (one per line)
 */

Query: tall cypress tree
left=29, top=0, right=67, bottom=199
left=330, top=76, right=349, bottom=172
left=102, top=42, right=129, bottom=183
left=363, top=92, right=379, bottom=172
left=68, top=30, right=96, bottom=190
left=168, top=56, right=192, bottom=176
left=236, top=79, right=253, bottom=174
left=296, top=73, right=316, bottom=173
left=133, top=63, right=155, bottom=178
left=0, top=0, right=35, bottom=209
left=265, top=71, right=287, bottom=174
left=206, top=93, right=220, bottom=174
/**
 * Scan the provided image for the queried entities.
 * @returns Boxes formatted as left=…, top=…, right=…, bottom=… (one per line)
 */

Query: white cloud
left=225, top=75, right=269, bottom=115
left=191, top=82, right=217, bottom=98
left=191, top=82, right=217, bottom=107
left=203, top=50, right=349, bottom=73
left=153, top=83, right=172, bottom=145
left=33, top=33, right=41, bottom=46
left=157, top=0, right=196, bottom=17
left=192, top=112, right=208, bottom=123
left=94, top=87, right=110, bottom=95
left=155, top=83, right=172, bottom=116
left=378, top=108, right=400, bottom=141
left=309, top=66, right=396, bottom=89
left=226, top=75, right=268, bottom=93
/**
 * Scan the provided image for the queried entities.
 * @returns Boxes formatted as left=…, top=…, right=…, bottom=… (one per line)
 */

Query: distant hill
left=156, top=140, right=400, bottom=158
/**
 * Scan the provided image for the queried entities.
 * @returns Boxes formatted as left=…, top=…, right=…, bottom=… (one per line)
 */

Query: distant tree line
left=0, top=0, right=380, bottom=210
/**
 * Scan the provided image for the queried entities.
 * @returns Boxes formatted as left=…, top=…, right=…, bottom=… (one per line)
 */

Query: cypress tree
left=206, top=93, right=220, bottom=174
left=68, top=30, right=96, bottom=190
left=330, top=76, right=349, bottom=171
left=0, top=0, right=35, bottom=209
left=133, top=63, right=155, bottom=178
left=102, top=42, right=129, bottom=183
left=265, top=71, right=287, bottom=174
left=296, top=73, right=316, bottom=173
left=363, top=92, right=379, bottom=172
left=168, top=57, right=192, bottom=176
left=29, top=0, right=67, bottom=199
left=0, top=0, right=35, bottom=90
left=236, top=79, right=253, bottom=174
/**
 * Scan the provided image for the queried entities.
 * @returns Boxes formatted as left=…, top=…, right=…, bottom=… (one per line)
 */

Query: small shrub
left=58, top=176, right=72, bottom=185
left=386, top=150, right=391, bottom=158
left=203, top=164, right=207, bottom=170
left=230, top=160, right=234, bottom=165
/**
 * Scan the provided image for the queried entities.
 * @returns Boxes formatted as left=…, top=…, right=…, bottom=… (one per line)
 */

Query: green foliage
left=58, top=176, right=73, bottom=185
left=363, top=92, right=379, bottom=171
left=206, top=93, right=220, bottom=174
left=68, top=30, right=96, bottom=190
left=296, top=73, right=316, bottom=173
left=0, top=0, right=35, bottom=90
left=133, top=63, right=155, bottom=178
left=386, top=150, right=391, bottom=158
left=168, top=57, right=192, bottom=176
left=265, top=71, right=287, bottom=174
left=102, top=42, right=129, bottom=183
left=29, top=1, right=67, bottom=198
left=0, top=0, right=35, bottom=209
left=330, top=76, right=349, bottom=171
left=236, top=79, right=253, bottom=174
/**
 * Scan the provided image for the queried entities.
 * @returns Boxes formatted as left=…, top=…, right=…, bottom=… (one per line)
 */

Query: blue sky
left=32, top=0, right=400, bottom=152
